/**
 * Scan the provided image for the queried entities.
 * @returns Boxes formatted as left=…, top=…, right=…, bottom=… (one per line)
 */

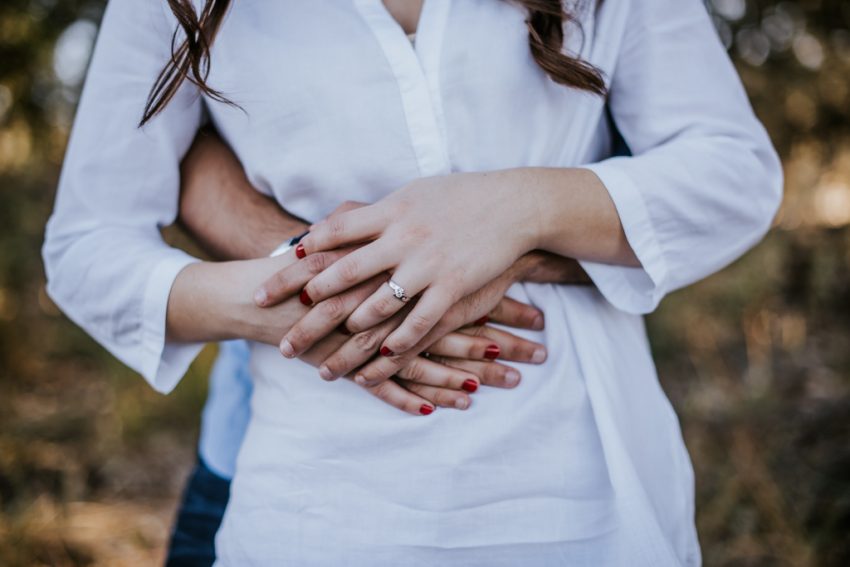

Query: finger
left=255, top=248, right=351, bottom=307
left=318, top=309, right=410, bottom=380
left=488, top=297, right=545, bottom=331
left=380, top=287, right=455, bottom=356
left=396, top=379, right=472, bottom=411
left=396, top=356, right=480, bottom=394
left=362, top=377, right=436, bottom=416
left=345, top=258, right=436, bottom=334
left=301, top=205, right=385, bottom=255
left=354, top=307, right=458, bottom=388
left=280, top=276, right=384, bottom=359
left=425, top=332, right=504, bottom=361
left=328, top=200, right=368, bottom=216
left=303, top=241, right=397, bottom=304
left=459, top=326, right=547, bottom=364
left=434, top=357, right=522, bottom=389
left=353, top=351, right=412, bottom=389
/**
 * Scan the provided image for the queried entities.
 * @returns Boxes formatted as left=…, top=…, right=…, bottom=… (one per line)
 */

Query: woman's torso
left=203, top=1, right=672, bottom=564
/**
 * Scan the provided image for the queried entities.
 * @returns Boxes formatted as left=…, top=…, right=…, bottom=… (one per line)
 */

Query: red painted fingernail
left=484, top=344, right=500, bottom=360
left=462, top=379, right=479, bottom=393
left=299, top=289, right=313, bottom=306
left=295, top=244, right=306, bottom=259
left=419, top=404, right=434, bottom=415
left=337, top=324, right=352, bottom=336
left=474, top=315, right=489, bottom=326
left=380, top=346, right=394, bottom=357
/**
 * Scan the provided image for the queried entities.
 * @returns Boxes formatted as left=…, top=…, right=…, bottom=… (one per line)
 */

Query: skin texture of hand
left=166, top=249, right=538, bottom=415
left=254, top=241, right=547, bottom=383
left=286, top=168, right=636, bottom=369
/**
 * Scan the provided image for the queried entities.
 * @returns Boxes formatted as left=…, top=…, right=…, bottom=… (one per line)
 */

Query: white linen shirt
left=43, top=0, right=783, bottom=565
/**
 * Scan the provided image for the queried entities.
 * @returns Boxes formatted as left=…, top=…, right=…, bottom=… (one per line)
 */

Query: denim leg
left=165, top=457, right=231, bottom=567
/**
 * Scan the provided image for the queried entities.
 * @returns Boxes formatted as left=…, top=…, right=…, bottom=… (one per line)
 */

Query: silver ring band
left=387, top=279, right=409, bottom=303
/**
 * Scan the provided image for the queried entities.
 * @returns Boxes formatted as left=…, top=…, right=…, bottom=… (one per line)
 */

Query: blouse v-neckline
left=353, top=0, right=452, bottom=177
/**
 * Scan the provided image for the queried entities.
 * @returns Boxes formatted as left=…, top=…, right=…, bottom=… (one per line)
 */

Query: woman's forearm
left=516, top=166, right=641, bottom=268
left=166, top=254, right=308, bottom=344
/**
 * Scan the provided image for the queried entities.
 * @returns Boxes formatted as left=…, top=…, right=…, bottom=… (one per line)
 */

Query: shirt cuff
left=140, top=251, right=205, bottom=393
left=578, top=159, right=670, bottom=315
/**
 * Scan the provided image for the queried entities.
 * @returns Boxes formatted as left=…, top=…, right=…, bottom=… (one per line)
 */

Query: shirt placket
left=353, top=0, right=452, bottom=177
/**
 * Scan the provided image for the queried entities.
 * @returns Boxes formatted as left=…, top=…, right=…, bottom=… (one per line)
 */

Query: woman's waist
left=233, top=400, right=617, bottom=550
left=247, top=340, right=594, bottom=443
left=240, top=342, right=614, bottom=527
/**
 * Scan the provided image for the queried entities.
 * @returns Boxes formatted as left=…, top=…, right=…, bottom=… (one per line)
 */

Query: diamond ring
left=387, top=279, right=409, bottom=303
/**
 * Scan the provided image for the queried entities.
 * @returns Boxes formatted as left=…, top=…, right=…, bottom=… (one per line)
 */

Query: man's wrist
left=268, top=229, right=311, bottom=258
left=252, top=221, right=310, bottom=258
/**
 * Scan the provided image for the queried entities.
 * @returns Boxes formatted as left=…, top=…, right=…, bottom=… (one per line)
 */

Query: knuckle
left=409, top=313, right=435, bottom=335
left=306, top=253, right=328, bottom=274
left=329, top=217, right=346, bottom=238
left=370, top=380, right=393, bottom=401
left=337, top=258, right=360, bottom=285
left=388, top=336, right=414, bottom=354
left=399, top=223, right=432, bottom=245
left=371, top=296, right=398, bottom=318
left=271, top=266, right=294, bottom=287
left=353, top=329, right=380, bottom=352
left=321, top=295, right=347, bottom=320
left=402, top=360, right=425, bottom=383
left=469, top=326, right=487, bottom=338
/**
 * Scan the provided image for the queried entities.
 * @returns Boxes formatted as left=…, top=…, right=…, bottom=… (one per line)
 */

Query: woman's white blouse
left=43, top=0, right=783, bottom=565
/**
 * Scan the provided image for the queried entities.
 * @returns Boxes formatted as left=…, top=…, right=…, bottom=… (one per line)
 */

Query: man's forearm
left=179, top=128, right=309, bottom=260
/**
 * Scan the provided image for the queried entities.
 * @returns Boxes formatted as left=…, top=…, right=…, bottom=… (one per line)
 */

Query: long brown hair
left=140, top=0, right=606, bottom=126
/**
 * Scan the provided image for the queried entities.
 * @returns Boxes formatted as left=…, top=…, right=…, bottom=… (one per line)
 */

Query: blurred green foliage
left=1, top=1, right=849, bottom=565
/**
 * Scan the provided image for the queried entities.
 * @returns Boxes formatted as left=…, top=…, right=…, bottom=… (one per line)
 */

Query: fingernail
left=355, top=374, right=367, bottom=386
left=532, top=313, right=545, bottom=330
left=318, top=365, right=335, bottom=381
left=474, top=315, right=489, bottom=326
left=505, top=369, right=521, bottom=387
left=280, top=340, right=295, bottom=358
left=419, top=404, right=435, bottom=415
left=254, top=288, right=268, bottom=306
left=295, top=243, right=306, bottom=259
left=455, top=397, right=469, bottom=410
left=299, top=289, right=313, bottom=306
left=484, top=344, right=500, bottom=360
left=531, top=348, right=547, bottom=364
left=462, top=379, right=478, bottom=393
left=337, top=324, right=352, bottom=336
left=380, top=346, right=394, bottom=357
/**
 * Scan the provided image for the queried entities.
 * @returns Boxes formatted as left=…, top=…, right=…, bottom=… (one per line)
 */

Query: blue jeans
left=165, top=457, right=230, bottom=567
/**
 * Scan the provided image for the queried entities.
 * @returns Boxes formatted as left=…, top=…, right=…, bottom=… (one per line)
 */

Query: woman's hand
left=261, top=171, right=541, bottom=358
left=300, top=322, right=534, bottom=416
left=169, top=249, right=542, bottom=417
left=255, top=238, right=548, bottom=388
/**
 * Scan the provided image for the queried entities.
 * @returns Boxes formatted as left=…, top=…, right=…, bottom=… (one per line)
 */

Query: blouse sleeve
left=42, top=0, right=205, bottom=393
left=578, top=0, right=784, bottom=314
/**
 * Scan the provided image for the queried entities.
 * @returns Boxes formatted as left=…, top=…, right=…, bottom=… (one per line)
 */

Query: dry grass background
left=1, top=0, right=849, bottom=565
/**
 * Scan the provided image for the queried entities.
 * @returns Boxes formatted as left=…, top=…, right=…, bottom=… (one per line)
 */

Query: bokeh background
left=1, top=0, right=848, bottom=565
